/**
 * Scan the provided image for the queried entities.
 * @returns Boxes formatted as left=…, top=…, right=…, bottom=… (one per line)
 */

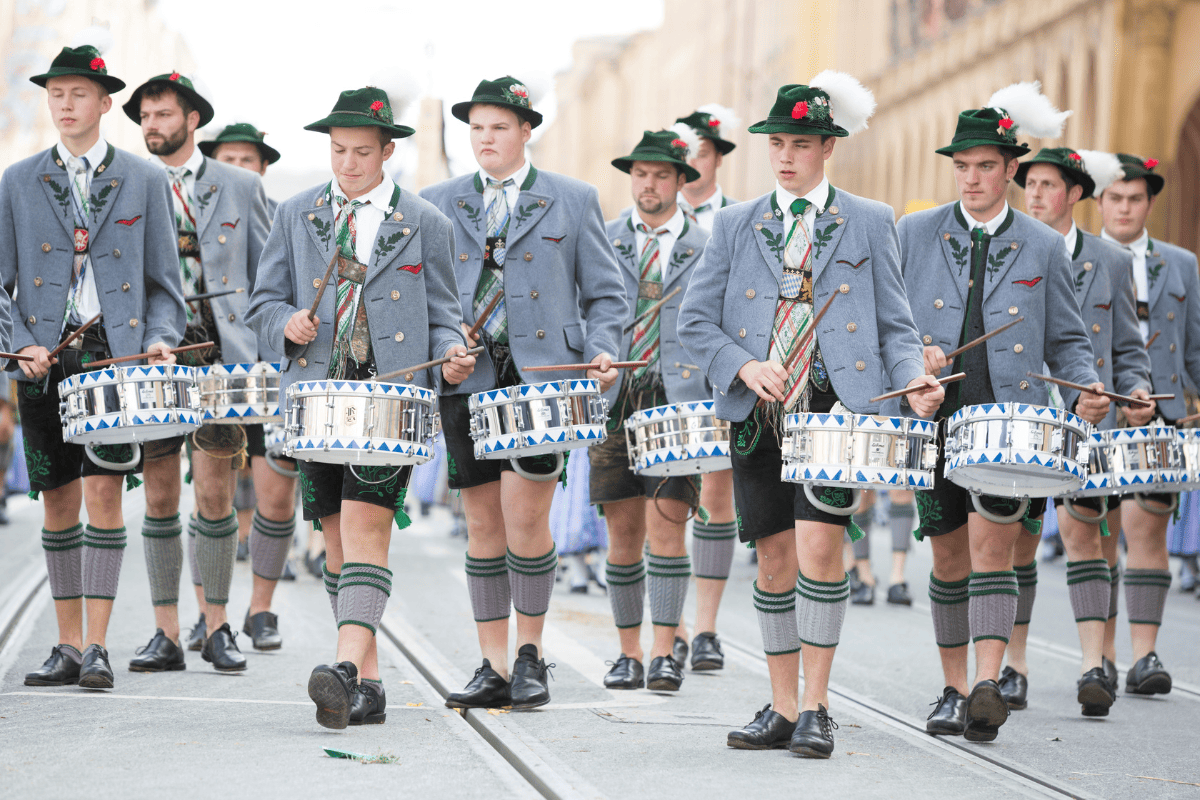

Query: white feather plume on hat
left=809, top=71, right=875, bottom=135
left=71, top=25, right=113, bottom=54
left=669, top=123, right=702, bottom=160
left=696, top=103, right=741, bottom=138
left=1075, top=150, right=1125, bottom=198
left=986, top=82, right=1071, bottom=139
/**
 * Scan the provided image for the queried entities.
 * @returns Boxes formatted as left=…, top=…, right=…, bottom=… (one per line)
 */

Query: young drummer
left=6, top=45, right=183, bottom=690
left=903, top=84, right=1109, bottom=742
left=1097, top=153, right=1200, bottom=697
left=420, top=76, right=626, bottom=710
left=247, top=87, right=473, bottom=729
left=595, top=128, right=712, bottom=692
left=679, top=74, right=943, bottom=758
left=1002, top=147, right=1154, bottom=717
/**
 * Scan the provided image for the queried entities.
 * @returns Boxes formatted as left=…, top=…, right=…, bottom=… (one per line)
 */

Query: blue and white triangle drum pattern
left=60, top=365, right=201, bottom=446
left=1066, top=425, right=1182, bottom=498
left=1177, top=429, right=1200, bottom=491
left=468, top=380, right=608, bottom=460
left=779, top=413, right=937, bottom=490
left=626, top=401, right=731, bottom=476
left=197, top=361, right=282, bottom=423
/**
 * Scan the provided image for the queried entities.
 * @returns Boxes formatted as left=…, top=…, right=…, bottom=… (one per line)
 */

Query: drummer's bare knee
left=461, top=483, right=506, bottom=545
left=698, top=470, right=734, bottom=518
left=41, top=481, right=82, bottom=528
left=929, top=528, right=970, bottom=578
left=795, top=522, right=846, bottom=569
left=82, top=474, right=124, bottom=524
left=499, top=476, right=556, bottom=535
left=251, top=464, right=296, bottom=521
left=603, top=499, right=646, bottom=552
left=756, top=531, right=798, bottom=591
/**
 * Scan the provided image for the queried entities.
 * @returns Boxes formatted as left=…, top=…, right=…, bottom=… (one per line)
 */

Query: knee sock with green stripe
left=337, top=563, right=392, bottom=634
left=195, top=512, right=238, bottom=606
left=1109, top=563, right=1121, bottom=620
left=851, top=512, right=872, bottom=561
left=507, top=546, right=557, bottom=616
left=187, top=517, right=202, bottom=587
left=249, top=512, right=294, bottom=581
left=753, top=580, right=799, bottom=655
left=968, top=570, right=1019, bottom=644
left=1066, top=559, right=1112, bottom=623
left=606, top=560, right=646, bottom=628
left=323, top=563, right=340, bottom=624
left=889, top=501, right=914, bottom=553
left=1124, top=568, right=1171, bottom=626
left=691, top=520, right=737, bottom=579
left=465, top=553, right=510, bottom=622
left=796, top=570, right=850, bottom=648
left=142, top=514, right=182, bottom=606
left=928, top=574, right=970, bottom=648
left=1014, top=560, right=1037, bottom=625
left=647, top=554, right=690, bottom=627
left=42, top=524, right=84, bottom=600
left=82, top=525, right=127, bottom=600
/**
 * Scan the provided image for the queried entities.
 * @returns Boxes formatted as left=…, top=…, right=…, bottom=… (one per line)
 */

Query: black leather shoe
left=998, top=665, right=1028, bottom=710
left=280, top=559, right=297, bottom=581
left=78, top=644, right=114, bottom=689
left=236, top=538, right=249, bottom=562
left=603, top=655, right=644, bottom=689
left=1125, top=651, right=1172, bottom=695
left=185, top=613, right=206, bottom=652
left=1078, top=667, right=1116, bottom=717
left=129, top=630, right=186, bottom=672
left=671, top=636, right=688, bottom=668
left=24, top=645, right=81, bottom=686
left=446, top=659, right=512, bottom=709
left=510, top=644, right=554, bottom=709
left=887, top=582, right=913, bottom=606
left=964, top=680, right=1010, bottom=742
left=349, top=681, right=387, bottom=725
left=789, top=704, right=838, bottom=758
left=646, top=655, right=684, bottom=691
left=242, top=611, right=282, bottom=651
left=728, top=704, right=796, bottom=749
left=201, top=623, right=247, bottom=671
left=305, top=552, right=326, bottom=579
left=926, top=687, right=967, bottom=736
left=847, top=565, right=861, bottom=592
left=690, top=632, right=724, bottom=671
left=851, top=581, right=875, bottom=605
left=308, top=661, right=357, bottom=729
left=1103, top=657, right=1119, bottom=694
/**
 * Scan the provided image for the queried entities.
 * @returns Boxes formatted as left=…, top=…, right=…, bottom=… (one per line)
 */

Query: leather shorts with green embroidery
left=298, top=459, right=413, bottom=522
left=913, top=444, right=1046, bottom=539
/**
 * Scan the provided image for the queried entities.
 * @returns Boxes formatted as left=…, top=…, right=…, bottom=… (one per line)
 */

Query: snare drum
left=1177, top=428, right=1200, bottom=491
left=468, top=380, right=607, bottom=460
left=284, top=380, right=437, bottom=466
left=197, top=362, right=281, bottom=424
left=944, top=403, right=1089, bottom=498
left=779, top=412, right=939, bottom=489
left=1067, top=426, right=1180, bottom=498
left=59, top=365, right=201, bottom=445
left=625, top=401, right=731, bottom=476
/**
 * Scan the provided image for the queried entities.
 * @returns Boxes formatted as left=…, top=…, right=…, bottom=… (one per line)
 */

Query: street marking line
left=2, top=691, right=315, bottom=706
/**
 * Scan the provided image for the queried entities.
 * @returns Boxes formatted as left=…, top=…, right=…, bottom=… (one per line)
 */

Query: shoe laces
left=816, top=707, right=838, bottom=736
left=751, top=703, right=771, bottom=723
left=928, top=691, right=955, bottom=720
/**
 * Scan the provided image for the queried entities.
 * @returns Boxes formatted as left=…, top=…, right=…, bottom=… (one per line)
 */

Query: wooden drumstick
left=524, top=360, right=649, bottom=372
left=185, top=287, right=244, bottom=303
left=48, top=312, right=102, bottom=359
left=87, top=341, right=215, bottom=369
left=466, top=292, right=503, bottom=341
left=868, top=372, right=965, bottom=404
left=374, top=346, right=485, bottom=382
left=622, top=285, right=683, bottom=334
left=942, top=316, right=1025, bottom=361
left=308, top=251, right=339, bottom=321
left=0, top=351, right=34, bottom=362
left=1177, top=411, right=1200, bottom=425
left=1025, top=371, right=1153, bottom=408
left=1144, top=330, right=1162, bottom=349
left=792, top=292, right=839, bottom=353
left=1147, top=394, right=1175, bottom=401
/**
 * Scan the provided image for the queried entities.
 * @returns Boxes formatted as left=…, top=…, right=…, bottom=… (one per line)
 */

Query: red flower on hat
left=169, top=72, right=180, bottom=81
left=89, top=57, right=105, bottom=71
left=998, top=117, right=1014, bottom=130
left=511, top=85, right=528, bottom=98
left=1144, top=158, right=1159, bottom=169
left=707, top=118, right=720, bottom=128
left=792, top=101, right=808, bottom=120
left=1068, top=153, right=1082, bottom=162
left=370, top=100, right=384, bottom=112
left=671, top=139, right=688, bottom=152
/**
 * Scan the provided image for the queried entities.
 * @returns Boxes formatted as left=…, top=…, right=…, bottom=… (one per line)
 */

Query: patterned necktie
left=168, top=166, right=201, bottom=323
left=768, top=198, right=816, bottom=410
left=332, top=193, right=369, bottom=369
left=629, top=223, right=668, bottom=380
left=63, top=156, right=91, bottom=326
left=473, top=177, right=515, bottom=343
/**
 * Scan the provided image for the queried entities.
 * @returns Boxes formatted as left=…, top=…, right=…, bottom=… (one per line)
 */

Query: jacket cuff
left=709, top=342, right=757, bottom=396
left=889, top=359, right=925, bottom=398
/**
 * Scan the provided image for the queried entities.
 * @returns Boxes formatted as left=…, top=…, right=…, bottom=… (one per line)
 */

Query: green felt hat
left=452, top=76, right=542, bottom=128
left=748, top=85, right=847, bottom=137
left=1014, top=147, right=1095, bottom=198
left=936, top=108, right=1029, bottom=157
left=29, top=45, right=125, bottom=93
left=304, top=87, right=415, bottom=138
left=123, top=72, right=215, bottom=128
left=675, top=106, right=737, bottom=154
left=612, top=130, right=701, bottom=183
left=1115, top=153, right=1165, bottom=196
left=199, top=122, right=281, bottom=164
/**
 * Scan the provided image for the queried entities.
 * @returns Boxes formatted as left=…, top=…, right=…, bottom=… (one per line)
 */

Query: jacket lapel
left=981, top=235, right=1024, bottom=301
left=38, top=149, right=75, bottom=239
left=87, top=149, right=123, bottom=234
left=302, top=188, right=336, bottom=264
left=663, top=218, right=702, bottom=291
left=937, top=227, right=971, bottom=304
left=192, top=159, right=222, bottom=238
left=613, top=215, right=640, bottom=282
left=751, top=195, right=785, bottom=286
left=504, top=191, right=551, bottom=251
left=809, top=189, right=848, bottom=287
left=452, top=186, right=487, bottom=250
left=1072, top=237, right=1100, bottom=304
left=1146, top=245, right=1168, bottom=311
left=364, top=188, right=417, bottom=285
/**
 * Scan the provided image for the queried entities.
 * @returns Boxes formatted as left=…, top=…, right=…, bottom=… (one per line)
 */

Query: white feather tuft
left=696, top=103, right=741, bottom=137
left=1076, top=149, right=1125, bottom=198
left=520, top=73, right=552, bottom=106
left=986, top=81, right=1071, bottom=139
left=70, top=25, right=113, bottom=55
left=369, top=68, right=421, bottom=116
left=669, top=123, right=702, bottom=160
left=809, top=70, right=875, bottom=135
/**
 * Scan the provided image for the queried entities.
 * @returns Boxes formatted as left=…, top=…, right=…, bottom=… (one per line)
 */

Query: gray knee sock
left=195, top=512, right=237, bottom=606
left=929, top=574, right=970, bottom=648
left=337, top=562, right=392, bottom=634
left=465, top=553, right=510, bottom=622
left=796, top=570, right=850, bottom=648
left=142, top=514, right=182, bottom=606
left=1066, top=559, right=1112, bottom=623
left=647, top=553, right=691, bottom=627
left=1014, top=560, right=1037, bottom=625
left=753, top=580, right=800, bottom=655
left=82, top=525, right=127, bottom=600
left=692, top=520, right=737, bottom=579
left=968, top=570, right=1019, bottom=644
left=1124, top=568, right=1171, bottom=626
left=851, top=513, right=872, bottom=561
left=249, top=512, right=294, bottom=581
left=889, top=501, right=914, bottom=552
left=1109, top=563, right=1121, bottom=620
left=322, top=563, right=340, bottom=623
left=507, top=546, right=557, bottom=617
left=606, top=560, right=646, bottom=628
left=0, top=441, right=14, bottom=482
left=42, top=524, right=84, bottom=600
left=187, top=517, right=202, bottom=587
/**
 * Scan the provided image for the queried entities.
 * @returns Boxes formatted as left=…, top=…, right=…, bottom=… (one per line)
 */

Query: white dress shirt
left=960, top=201, right=1010, bottom=235
left=1063, top=222, right=1079, bottom=258
left=679, top=184, right=725, bottom=233
left=631, top=204, right=686, bottom=269
left=1103, top=227, right=1151, bottom=340
left=776, top=177, right=831, bottom=244
left=331, top=173, right=398, bottom=264
left=60, top=136, right=109, bottom=320
left=150, top=145, right=205, bottom=202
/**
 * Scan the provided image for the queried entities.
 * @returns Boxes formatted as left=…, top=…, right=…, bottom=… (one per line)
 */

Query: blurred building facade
left=534, top=0, right=1200, bottom=254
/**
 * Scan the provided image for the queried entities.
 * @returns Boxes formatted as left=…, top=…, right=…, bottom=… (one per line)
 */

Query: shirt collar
left=680, top=184, right=724, bottom=211
left=775, top=177, right=830, bottom=216
left=960, top=201, right=1009, bottom=235
left=332, top=172, right=397, bottom=212
left=1102, top=226, right=1149, bottom=258
left=1064, top=222, right=1079, bottom=256
left=150, top=145, right=204, bottom=176
left=480, top=158, right=531, bottom=190
left=59, top=136, right=108, bottom=169
left=631, top=204, right=685, bottom=238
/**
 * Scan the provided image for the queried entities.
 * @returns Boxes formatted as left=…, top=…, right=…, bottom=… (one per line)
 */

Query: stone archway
left=1167, top=94, right=1200, bottom=256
